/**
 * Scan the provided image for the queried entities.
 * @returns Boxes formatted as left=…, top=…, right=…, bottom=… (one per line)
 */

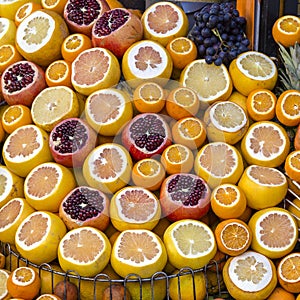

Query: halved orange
left=61, top=33, right=92, bottom=63
left=41, top=0, right=68, bottom=14
left=214, top=218, right=252, bottom=256
left=171, top=116, right=206, bottom=150
left=160, top=143, right=194, bottom=174
left=0, top=269, right=10, bottom=300
left=0, top=44, right=22, bottom=75
left=166, top=36, right=198, bottom=70
left=45, top=59, right=72, bottom=88
left=165, top=86, right=200, bottom=120
left=132, top=81, right=166, bottom=113
left=131, top=158, right=166, bottom=191
left=285, top=150, right=300, bottom=182
left=272, top=15, right=300, bottom=48
left=246, top=88, right=277, bottom=121
left=1, top=104, right=32, bottom=134
left=14, top=2, right=42, bottom=26
left=275, top=89, right=300, bottom=127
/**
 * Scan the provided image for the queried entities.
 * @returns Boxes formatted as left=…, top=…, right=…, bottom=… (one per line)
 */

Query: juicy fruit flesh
left=117, top=231, right=160, bottom=264
left=0, top=174, right=8, bottom=197
left=0, top=199, right=21, bottom=229
left=0, top=45, right=13, bottom=63
left=3, top=105, right=22, bottom=124
left=167, top=174, right=207, bottom=206
left=280, top=255, right=300, bottom=281
left=146, top=3, right=180, bottom=35
left=26, top=166, right=59, bottom=198
left=18, top=213, right=49, bottom=247
left=179, top=118, right=202, bottom=138
left=62, top=187, right=105, bottom=221
left=88, top=91, right=123, bottom=124
left=117, top=188, right=157, bottom=222
left=166, top=145, right=188, bottom=163
left=279, top=17, right=299, bottom=33
left=173, top=222, right=213, bottom=256
left=130, top=114, right=167, bottom=152
left=65, top=35, right=82, bottom=50
left=171, top=38, right=191, bottom=54
left=210, top=102, right=247, bottom=131
left=228, top=252, right=272, bottom=291
left=3, top=62, right=35, bottom=93
left=238, top=53, right=274, bottom=79
left=174, top=88, right=195, bottom=106
left=215, top=186, right=237, bottom=205
left=221, top=223, right=249, bottom=250
left=137, top=160, right=160, bottom=176
left=0, top=270, right=9, bottom=298
left=245, top=124, right=286, bottom=160
left=257, top=212, right=295, bottom=249
left=16, top=11, right=54, bottom=52
left=13, top=267, right=35, bottom=285
left=199, top=143, right=237, bottom=177
left=184, top=62, right=228, bottom=98
left=47, top=62, right=68, bottom=81
left=93, top=8, right=129, bottom=36
left=282, top=94, right=300, bottom=117
left=51, top=119, right=88, bottom=154
left=5, top=126, right=41, bottom=160
left=252, top=92, right=274, bottom=113
left=92, top=147, right=125, bottom=180
left=72, top=49, right=108, bottom=85
left=62, top=228, right=104, bottom=263
left=139, top=83, right=163, bottom=102
left=248, top=165, right=286, bottom=185
left=65, top=0, right=101, bottom=26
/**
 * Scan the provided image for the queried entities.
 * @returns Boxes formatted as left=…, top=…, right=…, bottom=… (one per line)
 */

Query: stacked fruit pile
left=0, top=0, right=300, bottom=299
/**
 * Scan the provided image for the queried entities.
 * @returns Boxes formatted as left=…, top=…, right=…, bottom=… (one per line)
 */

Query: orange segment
left=275, top=89, right=300, bottom=127
left=171, top=116, right=206, bottom=150
left=1, top=104, right=32, bottom=134
left=272, top=15, right=300, bottom=48
left=61, top=33, right=92, bottom=63
left=45, top=59, right=72, bottom=88
left=285, top=150, right=300, bottom=183
left=0, top=44, right=22, bottom=75
left=160, top=143, right=194, bottom=174
left=246, top=88, right=277, bottom=121
left=166, top=36, right=197, bottom=70
left=214, top=218, right=252, bottom=256
left=131, top=158, right=166, bottom=191
left=132, top=81, right=166, bottom=113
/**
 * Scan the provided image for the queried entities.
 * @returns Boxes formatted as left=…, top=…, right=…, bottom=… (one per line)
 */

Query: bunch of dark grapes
left=188, top=2, right=250, bottom=66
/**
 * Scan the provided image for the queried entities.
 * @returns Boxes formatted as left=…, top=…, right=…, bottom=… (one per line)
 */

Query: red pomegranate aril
left=1, top=61, right=46, bottom=106
left=92, top=8, right=143, bottom=58
left=63, top=0, right=110, bottom=36
left=59, top=186, right=110, bottom=231
left=160, top=173, right=211, bottom=222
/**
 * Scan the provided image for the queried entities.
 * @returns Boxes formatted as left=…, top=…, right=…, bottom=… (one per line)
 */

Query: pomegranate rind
left=15, top=211, right=67, bottom=265
left=49, top=117, right=98, bottom=168
left=121, top=112, right=172, bottom=161
left=91, top=8, right=143, bottom=59
left=160, top=173, right=211, bottom=222
left=16, top=10, right=69, bottom=67
left=82, top=143, right=133, bottom=194
left=2, top=124, right=53, bottom=178
left=59, top=186, right=110, bottom=231
left=1, top=60, right=47, bottom=107
left=63, top=0, right=110, bottom=37
left=110, top=186, right=161, bottom=232
left=57, top=226, right=112, bottom=277
left=71, top=47, right=121, bottom=96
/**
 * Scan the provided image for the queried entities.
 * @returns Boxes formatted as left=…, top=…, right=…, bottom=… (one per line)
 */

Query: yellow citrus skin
left=248, top=207, right=298, bottom=260
left=15, top=211, right=67, bottom=265
left=238, top=165, right=288, bottom=210
left=0, top=0, right=41, bottom=20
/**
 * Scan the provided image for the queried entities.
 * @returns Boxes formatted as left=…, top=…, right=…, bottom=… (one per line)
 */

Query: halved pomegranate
left=160, top=173, right=211, bottom=222
left=59, top=185, right=110, bottom=231
left=49, top=117, right=97, bottom=168
left=92, top=8, right=143, bottom=59
left=121, top=112, right=172, bottom=161
left=63, top=0, right=110, bottom=37
left=1, top=60, right=47, bottom=106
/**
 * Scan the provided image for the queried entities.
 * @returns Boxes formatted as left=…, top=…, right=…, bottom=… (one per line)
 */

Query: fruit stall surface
left=0, top=0, right=300, bottom=300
